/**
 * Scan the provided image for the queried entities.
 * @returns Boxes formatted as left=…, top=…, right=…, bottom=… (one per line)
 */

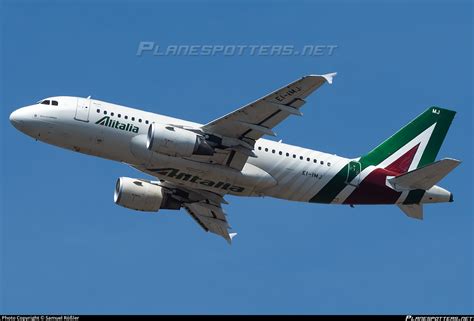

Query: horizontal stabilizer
left=388, top=158, right=461, bottom=191
left=398, top=204, right=423, bottom=220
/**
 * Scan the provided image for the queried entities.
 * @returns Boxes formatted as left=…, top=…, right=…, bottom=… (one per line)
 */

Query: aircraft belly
left=136, top=153, right=276, bottom=197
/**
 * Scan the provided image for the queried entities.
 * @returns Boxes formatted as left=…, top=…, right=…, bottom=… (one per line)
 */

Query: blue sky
left=1, top=0, right=472, bottom=314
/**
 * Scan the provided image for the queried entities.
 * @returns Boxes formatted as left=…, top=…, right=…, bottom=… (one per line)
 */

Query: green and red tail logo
left=360, top=107, right=456, bottom=172
left=310, top=107, right=456, bottom=204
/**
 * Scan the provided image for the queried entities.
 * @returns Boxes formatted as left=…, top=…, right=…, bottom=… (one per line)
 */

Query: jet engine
left=146, top=123, right=214, bottom=157
left=114, top=177, right=181, bottom=212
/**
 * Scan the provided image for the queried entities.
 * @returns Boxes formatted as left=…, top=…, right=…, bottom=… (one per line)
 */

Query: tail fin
left=360, top=107, right=456, bottom=173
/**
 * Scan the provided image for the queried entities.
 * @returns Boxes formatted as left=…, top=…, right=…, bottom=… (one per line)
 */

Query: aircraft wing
left=202, top=73, right=336, bottom=140
left=155, top=179, right=237, bottom=243
left=200, top=73, right=336, bottom=169
left=184, top=202, right=236, bottom=244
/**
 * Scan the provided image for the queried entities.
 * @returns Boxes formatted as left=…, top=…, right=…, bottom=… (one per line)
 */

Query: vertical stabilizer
left=361, top=107, right=456, bottom=172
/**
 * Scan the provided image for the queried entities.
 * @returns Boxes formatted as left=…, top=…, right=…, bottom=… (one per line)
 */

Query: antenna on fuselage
left=86, top=95, right=91, bottom=99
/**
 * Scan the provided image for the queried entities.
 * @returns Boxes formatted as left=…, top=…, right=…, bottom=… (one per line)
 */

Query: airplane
left=9, top=73, right=461, bottom=243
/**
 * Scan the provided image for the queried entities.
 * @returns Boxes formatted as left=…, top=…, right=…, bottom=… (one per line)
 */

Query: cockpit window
left=36, top=99, right=59, bottom=106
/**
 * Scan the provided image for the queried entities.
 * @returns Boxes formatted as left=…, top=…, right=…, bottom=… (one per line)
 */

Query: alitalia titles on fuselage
left=150, top=167, right=245, bottom=193
left=95, top=116, right=139, bottom=133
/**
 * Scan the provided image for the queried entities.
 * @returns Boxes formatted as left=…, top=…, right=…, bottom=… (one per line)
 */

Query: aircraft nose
left=9, top=107, right=30, bottom=129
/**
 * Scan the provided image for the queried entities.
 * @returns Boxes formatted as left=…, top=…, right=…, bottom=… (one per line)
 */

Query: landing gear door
left=346, top=161, right=361, bottom=187
left=75, top=97, right=91, bottom=122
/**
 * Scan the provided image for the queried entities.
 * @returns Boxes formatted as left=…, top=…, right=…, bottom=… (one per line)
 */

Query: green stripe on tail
left=310, top=107, right=456, bottom=204
left=359, top=107, right=456, bottom=169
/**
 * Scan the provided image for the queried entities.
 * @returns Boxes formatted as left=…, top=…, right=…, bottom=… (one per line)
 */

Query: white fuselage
left=9, top=96, right=348, bottom=202
left=9, top=96, right=451, bottom=206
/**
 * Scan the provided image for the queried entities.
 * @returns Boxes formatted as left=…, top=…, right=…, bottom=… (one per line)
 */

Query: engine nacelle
left=146, top=123, right=214, bottom=157
left=114, top=177, right=180, bottom=212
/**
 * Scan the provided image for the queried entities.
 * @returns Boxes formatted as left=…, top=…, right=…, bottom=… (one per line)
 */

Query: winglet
left=227, top=232, right=238, bottom=244
left=321, top=72, right=337, bottom=84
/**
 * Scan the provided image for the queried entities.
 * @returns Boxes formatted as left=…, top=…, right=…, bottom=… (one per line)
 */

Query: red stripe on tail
left=385, top=143, right=420, bottom=174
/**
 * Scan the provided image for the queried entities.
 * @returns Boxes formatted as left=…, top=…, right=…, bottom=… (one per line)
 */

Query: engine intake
left=114, top=177, right=180, bottom=212
left=147, top=123, right=214, bottom=157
